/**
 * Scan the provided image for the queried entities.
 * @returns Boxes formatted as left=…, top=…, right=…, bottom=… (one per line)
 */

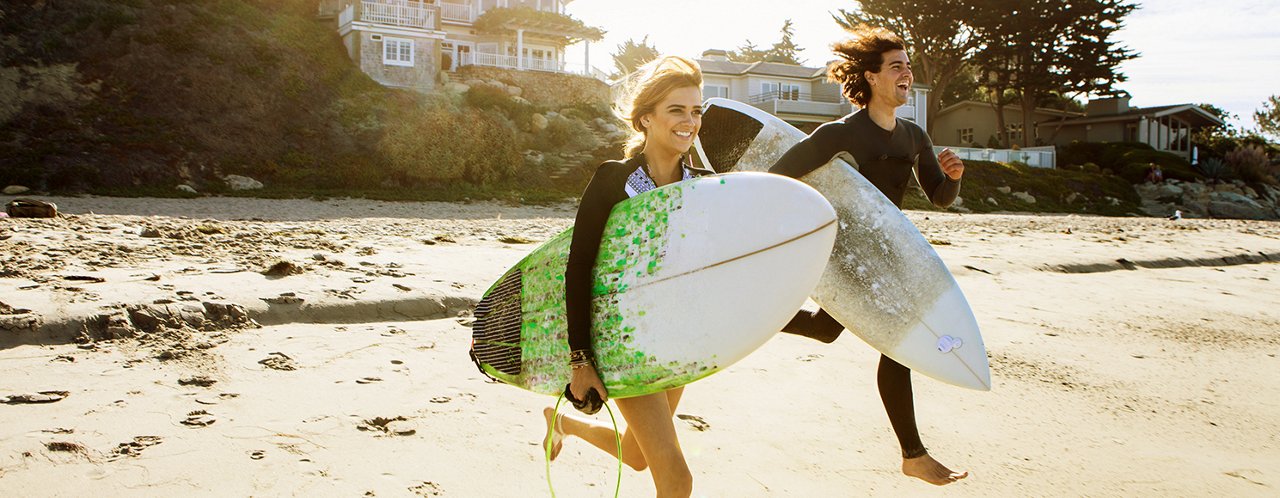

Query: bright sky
left=565, top=0, right=1280, bottom=132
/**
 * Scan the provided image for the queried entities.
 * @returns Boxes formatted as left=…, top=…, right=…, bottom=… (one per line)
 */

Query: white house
left=319, top=0, right=605, bottom=91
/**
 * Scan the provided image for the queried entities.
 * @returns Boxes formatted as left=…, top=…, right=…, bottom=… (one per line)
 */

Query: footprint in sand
left=182, top=410, right=217, bottom=427
left=408, top=481, right=444, bottom=496
left=355, top=377, right=382, bottom=384
left=112, top=436, right=163, bottom=459
left=358, top=416, right=417, bottom=436
left=676, top=414, right=711, bottom=432
left=258, top=352, right=298, bottom=371
left=798, top=354, right=823, bottom=362
left=249, top=450, right=266, bottom=460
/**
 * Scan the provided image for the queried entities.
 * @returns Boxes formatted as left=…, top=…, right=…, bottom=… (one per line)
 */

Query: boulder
left=176, top=185, right=197, bottom=194
left=1209, top=200, right=1272, bottom=220
left=1012, top=191, right=1036, bottom=204
left=1210, top=191, right=1262, bottom=207
left=506, top=85, right=523, bottom=97
left=3, top=185, right=29, bottom=195
left=531, top=113, right=549, bottom=131
left=444, top=82, right=470, bottom=94
left=986, top=197, right=998, bottom=206
left=1066, top=192, right=1081, bottom=204
left=996, top=186, right=1012, bottom=194
left=224, top=175, right=263, bottom=191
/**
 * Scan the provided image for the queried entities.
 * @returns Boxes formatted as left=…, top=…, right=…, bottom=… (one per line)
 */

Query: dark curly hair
left=827, top=25, right=906, bottom=107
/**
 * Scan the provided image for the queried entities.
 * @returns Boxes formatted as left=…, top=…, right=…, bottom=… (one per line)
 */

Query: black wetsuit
left=769, top=109, right=960, bottom=459
left=565, top=154, right=710, bottom=359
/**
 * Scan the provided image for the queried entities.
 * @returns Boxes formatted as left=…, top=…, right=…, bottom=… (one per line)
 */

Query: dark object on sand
left=3, top=391, right=70, bottom=404
left=5, top=199, right=58, bottom=218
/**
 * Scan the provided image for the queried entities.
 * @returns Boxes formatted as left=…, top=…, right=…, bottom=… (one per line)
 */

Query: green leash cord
left=545, top=394, right=623, bottom=498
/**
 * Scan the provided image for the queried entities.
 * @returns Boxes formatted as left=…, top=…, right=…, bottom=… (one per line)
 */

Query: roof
left=697, top=59, right=824, bottom=79
left=1040, top=104, right=1224, bottom=128
left=937, top=100, right=1084, bottom=119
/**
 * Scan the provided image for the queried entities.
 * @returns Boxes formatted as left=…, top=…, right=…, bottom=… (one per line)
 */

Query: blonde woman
left=543, top=56, right=708, bottom=498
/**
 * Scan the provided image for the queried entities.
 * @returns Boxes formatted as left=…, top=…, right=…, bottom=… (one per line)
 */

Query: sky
left=563, top=0, right=1280, bottom=132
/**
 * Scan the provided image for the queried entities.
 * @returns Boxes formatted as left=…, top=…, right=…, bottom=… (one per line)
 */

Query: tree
left=1255, top=95, right=1280, bottom=139
left=727, top=20, right=805, bottom=65
left=971, top=0, right=1137, bottom=147
left=766, top=19, right=804, bottom=65
left=610, top=36, right=659, bottom=78
left=834, top=1, right=994, bottom=134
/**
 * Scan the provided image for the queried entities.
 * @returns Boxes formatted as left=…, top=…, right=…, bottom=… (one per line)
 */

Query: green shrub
left=378, top=103, right=521, bottom=186
left=533, top=116, right=600, bottom=153
left=1195, top=157, right=1231, bottom=180
left=464, top=84, right=534, bottom=125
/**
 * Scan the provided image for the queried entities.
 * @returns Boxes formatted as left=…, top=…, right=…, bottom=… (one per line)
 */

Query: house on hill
left=1037, top=97, right=1224, bottom=160
left=932, top=100, right=1084, bottom=149
left=694, top=50, right=929, bottom=132
left=319, top=0, right=604, bottom=92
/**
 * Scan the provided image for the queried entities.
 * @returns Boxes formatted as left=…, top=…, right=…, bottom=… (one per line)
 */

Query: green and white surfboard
left=471, top=172, right=837, bottom=398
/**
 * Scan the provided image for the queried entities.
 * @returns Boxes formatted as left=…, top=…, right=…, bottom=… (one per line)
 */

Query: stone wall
left=453, top=66, right=609, bottom=107
left=346, top=31, right=436, bottom=93
left=1136, top=179, right=1280, bottom=220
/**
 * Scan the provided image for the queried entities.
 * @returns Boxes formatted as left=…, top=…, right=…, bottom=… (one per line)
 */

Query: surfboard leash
left=546, top=394, right=623, bottom=498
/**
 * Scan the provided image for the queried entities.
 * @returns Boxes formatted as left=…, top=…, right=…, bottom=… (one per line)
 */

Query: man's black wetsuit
left=769, top=109, right=960, bottom=459
left=565, top=153, right=711, bottom=360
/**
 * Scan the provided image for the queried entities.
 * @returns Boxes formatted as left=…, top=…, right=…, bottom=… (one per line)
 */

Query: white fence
left=460, top=52, right=595, bottom=77
left=360, top=1, right=437, bottom=29
left=936, top=145, right=1057, bottom=169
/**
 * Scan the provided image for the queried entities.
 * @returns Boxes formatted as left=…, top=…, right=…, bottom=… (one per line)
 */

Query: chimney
left=701, top=49, right=729, bottom=62
left=1086, top=96, right=1131, bottom=116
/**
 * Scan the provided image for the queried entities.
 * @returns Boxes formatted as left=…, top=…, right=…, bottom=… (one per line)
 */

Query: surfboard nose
left=899, top=284, right=991, bottom=391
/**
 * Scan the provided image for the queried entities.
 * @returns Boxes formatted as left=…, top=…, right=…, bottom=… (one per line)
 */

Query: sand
left=1, top=195, right=1278, bottom=496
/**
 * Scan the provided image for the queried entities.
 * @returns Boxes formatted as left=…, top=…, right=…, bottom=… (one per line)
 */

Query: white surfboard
left=472, top=172, right=838, bottom=398
left=695, top=98, right=991, bottom=391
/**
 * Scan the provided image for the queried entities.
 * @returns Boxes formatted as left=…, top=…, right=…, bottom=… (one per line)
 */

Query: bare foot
left=902, top=453, right=968, bottom=485
left=542, top=407, right=564, bottom=460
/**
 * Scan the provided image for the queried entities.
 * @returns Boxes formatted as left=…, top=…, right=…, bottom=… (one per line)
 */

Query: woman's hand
left=569, top=363, right=609, bottom=408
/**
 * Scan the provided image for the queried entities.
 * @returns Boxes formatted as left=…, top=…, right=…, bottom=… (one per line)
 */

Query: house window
left=1006, top=123, right=1023, bottom=141
left=780, top=83, right=801, bottom=100
left=704, top=85, right=729, bottom=99
left=958, top=128, right=974, bottom=144
left=383, top=37, right=414, bottom=67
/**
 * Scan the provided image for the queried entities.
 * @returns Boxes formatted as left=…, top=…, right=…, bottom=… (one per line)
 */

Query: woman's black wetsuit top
left=769, top=109, right=960, bottom=459
left=565, top=154, right=710, bottom=361
left=769, top=108, right=959, bottom=208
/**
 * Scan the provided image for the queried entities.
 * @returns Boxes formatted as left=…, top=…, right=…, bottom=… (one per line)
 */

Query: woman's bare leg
left=614, top=389, right=692, bottom=497
left=542, top=388, right=688, bottom=490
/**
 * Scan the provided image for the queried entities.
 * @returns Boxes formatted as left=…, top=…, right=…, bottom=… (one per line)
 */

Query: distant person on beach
left=1146, top=164, right=1164, bottom=183
left=769, top=25, right=969, bottom=486
left=542, top=55, right=709, bottom=497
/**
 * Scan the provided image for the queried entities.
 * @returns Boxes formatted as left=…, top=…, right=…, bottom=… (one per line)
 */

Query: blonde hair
left=614, top=56, right=703, bottom=158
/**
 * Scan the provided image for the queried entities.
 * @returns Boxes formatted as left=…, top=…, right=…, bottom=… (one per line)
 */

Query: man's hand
left=938, top=148, right=964, bottom=180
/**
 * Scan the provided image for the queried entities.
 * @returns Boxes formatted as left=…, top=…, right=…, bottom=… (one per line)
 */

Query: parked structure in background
left=317, top=0, right=605, bottom=92
left=1038, top=97, right=1224, bottom=161
left=933, top=101, right=1084, bottom=149
left=695, top=50, right=929, bottom=133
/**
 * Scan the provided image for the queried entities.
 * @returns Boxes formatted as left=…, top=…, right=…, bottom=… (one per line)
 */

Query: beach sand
left=2, top=195, right=1278, bottom=496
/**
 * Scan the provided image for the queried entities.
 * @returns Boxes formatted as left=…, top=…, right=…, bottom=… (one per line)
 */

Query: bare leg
left=878, top=355, right=968, bottom=485
left=614, top=389, right=693, bottom=497
left=544, top=387, right=686, bottom=473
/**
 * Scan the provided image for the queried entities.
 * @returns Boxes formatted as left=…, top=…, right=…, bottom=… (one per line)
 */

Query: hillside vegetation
left=0, top=0, right=614, bottom=200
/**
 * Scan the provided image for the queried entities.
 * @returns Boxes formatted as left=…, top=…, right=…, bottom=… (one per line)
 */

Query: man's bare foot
left=902, top=453, right=968, bottom=485
left=542, top=407, right=564, bottom=460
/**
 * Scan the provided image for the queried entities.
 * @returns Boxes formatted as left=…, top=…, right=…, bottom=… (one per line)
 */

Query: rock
left=505, top=85, right=522, bottom=97
left=223, top=175, right=263, bottom=191
left=986, top=197, right=998, bottom=206
left=1209, top=200, right=1272, bottom=220
left=444, top=82, right=470, bottom=94
left=531, top=113, right=549, bottom=131
left=1242, top=186, right=1259, bottom=198
left=1213, top=183, right=1242, bottom=195
left=1066, top=192, right=1081, bottom=204
left=485, top=79, right=506, bottom=90
left=951, top=196, right=964, bottom=207
left=996, top=186, right=1012, bottom=194
left=176, top=185, right=197, bottom=194
left=512, top=96, right=531, bottom=106
left=1012, top=191, right=1036, bottom=204
left=1105, top=196, right=1121, bottom=206
left=3, top=185, right=29, bottom=195
left=1211, top=191, right=1263, bottom=207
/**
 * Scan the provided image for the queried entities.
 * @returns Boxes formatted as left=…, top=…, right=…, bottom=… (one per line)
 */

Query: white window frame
left=958, top=127, right=974, bottom=144
left=1006, top=122, right=1024, bottom=141
left=383, top=37, right=414, bottom=67
left=704, top=85, right=729, bottom=99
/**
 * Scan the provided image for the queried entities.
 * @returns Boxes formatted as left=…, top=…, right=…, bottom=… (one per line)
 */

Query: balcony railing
left=358, top=1, right=438, bottom=30
left=747, top=91, right=852, bottom=118
left=439, top=1, right=475, bottom=22
left=459, top=52, right=599, bottom=79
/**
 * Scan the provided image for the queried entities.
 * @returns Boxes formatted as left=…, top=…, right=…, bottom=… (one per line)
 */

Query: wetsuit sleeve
left=914, top=130, right=961, bottom=208
left=564, top=165, right=622, bottom=362
left=768, top=124, right=841, bottom=179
